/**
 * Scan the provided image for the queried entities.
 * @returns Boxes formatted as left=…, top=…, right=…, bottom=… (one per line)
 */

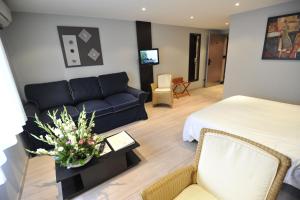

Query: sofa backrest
left=69, top=77, right=103, bottom=103
left=98, top=72, right=129, bottom=97
left=25, top=80, right=73, bottom=111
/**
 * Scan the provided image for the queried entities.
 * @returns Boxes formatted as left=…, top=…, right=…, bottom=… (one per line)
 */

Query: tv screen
left=139, top=48, right=159, bottom=65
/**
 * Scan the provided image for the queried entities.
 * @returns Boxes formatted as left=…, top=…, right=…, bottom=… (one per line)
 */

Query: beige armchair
left=142, top=128, right=291, bottom=200
left=151, top=74, right=173, bottom=107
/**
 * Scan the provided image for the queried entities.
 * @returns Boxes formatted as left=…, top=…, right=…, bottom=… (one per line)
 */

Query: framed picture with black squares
left=57, top=26, right=103, bottom=68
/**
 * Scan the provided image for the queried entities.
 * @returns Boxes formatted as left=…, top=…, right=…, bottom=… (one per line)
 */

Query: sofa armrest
left=141, top=165, right=195, bottom=200
left=126, top=86, right=148, bottom=103
left=24, top=103, right=40, bottom=121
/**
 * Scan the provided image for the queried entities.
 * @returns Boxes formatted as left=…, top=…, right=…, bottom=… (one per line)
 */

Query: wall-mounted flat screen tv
left=139, top=48, right=159, bottom=65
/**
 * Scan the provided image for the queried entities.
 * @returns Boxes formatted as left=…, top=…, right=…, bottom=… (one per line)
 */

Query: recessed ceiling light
left=190, top=16, right=194, bottom=20
left=225, top=22, right=229, bottom=26
left=141, top=7, right=146, bottom=11
left=235, top=2, right=240, bottom=6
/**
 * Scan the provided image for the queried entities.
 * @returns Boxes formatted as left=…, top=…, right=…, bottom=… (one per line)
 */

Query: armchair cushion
left=98, top=72, right=129, bottom=97
left=105, top=93, right=139, bottom=112
left=25, top=81, right=73, bottom=111
left=197, top=132, right=279, bottom=200
left=158, top=74, right=172, bottom=88
left=39, top=106, right=79, bottom=123
left=76, top=100, right=113, bottom=117
left=69, top=77, right=102, bottom=103
left=174, top=184, right=217, bottom=200
left=154, top=88, right=171, bottom=92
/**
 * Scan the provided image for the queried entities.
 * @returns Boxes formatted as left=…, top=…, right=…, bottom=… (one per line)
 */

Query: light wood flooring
left=21, top=85, right=223, bottom=200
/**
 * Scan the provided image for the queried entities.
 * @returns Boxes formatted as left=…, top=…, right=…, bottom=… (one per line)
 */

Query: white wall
left=224, top=1, right=300, bottom=104
left=152, top=24, right=208, bottom=89
left=3, top=12, right=209, bottom=100
left=0, top=33, right=28, bottom=200
left=3, top=12, right=140, bottom=100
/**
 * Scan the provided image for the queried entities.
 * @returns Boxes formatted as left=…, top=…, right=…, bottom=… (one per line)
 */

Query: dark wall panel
left=136, top=21, right=153, bottom=102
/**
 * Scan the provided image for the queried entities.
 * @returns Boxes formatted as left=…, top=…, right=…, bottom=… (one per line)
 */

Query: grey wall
left=152, top=24, right=208, bottom=89
left=224, top=1, right=300, bottom=104
left=3, top=12, right=140, bottom=100
left=3, top=12, right=208, bottom=100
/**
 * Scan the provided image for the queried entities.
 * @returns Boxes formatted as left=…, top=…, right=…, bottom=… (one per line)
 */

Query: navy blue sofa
left=22, top=72, right=148, bottom=152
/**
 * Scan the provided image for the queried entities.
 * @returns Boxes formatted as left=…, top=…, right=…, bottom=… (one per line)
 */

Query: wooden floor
left=21, top=85, right=224, bottom=200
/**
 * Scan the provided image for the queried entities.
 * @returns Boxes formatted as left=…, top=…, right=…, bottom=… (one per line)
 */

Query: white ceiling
left=6, top=0, right=293, bottom=29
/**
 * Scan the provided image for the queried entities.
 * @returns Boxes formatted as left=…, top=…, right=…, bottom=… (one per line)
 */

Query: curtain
left=0, top=37, right=27, bottom=185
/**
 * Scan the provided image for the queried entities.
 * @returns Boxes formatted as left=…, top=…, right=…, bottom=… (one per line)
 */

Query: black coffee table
left=56, top=132, right=140, bottom=200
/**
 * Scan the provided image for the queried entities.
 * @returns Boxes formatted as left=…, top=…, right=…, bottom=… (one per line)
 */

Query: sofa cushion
left=39, top=106, right=79, bottom=123
left=174, top=184, right=218, bottom=200
left=25, top=81, right=73, bottom=111
left=76, top=100, right=113, bottom=117
left=69, top=77, right=102, bottom=103
left=98, top=72, right=129, bottom=97
left=104, top=93, right=139, bottom=112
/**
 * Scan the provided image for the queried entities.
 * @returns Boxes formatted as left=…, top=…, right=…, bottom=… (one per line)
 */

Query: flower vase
left=66, top=154, right=94, bottom=169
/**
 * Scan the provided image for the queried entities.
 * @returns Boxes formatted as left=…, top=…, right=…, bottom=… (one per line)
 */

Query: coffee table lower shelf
left=57, top=150, right=140, bottom=200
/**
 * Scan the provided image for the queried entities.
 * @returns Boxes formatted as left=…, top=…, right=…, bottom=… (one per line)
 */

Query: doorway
left=205, top=33, right=228, bottom=87
left=188, top=33, right=201, bottom=82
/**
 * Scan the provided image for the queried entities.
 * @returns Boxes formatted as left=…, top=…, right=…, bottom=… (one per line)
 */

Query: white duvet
left=183, top=95, right=300, bottom=189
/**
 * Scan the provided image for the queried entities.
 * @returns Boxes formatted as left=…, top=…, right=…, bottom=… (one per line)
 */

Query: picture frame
left=57, top=26, right=103, bottom=68
left=262, top=12, right=300, bottom=60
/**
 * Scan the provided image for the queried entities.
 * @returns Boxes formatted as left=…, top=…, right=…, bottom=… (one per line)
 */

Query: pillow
left=98, top=72, right=129, bottom=97
left=25, top=80, right=73, bottom=110
left=69, top=77, right=103, bottom=103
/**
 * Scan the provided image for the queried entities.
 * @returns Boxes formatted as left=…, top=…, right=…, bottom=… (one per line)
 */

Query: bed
left=183, top=95, right=300, bottom=190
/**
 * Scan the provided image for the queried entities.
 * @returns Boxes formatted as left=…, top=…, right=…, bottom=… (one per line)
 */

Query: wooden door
left=207, top=34, right=226, bottom=84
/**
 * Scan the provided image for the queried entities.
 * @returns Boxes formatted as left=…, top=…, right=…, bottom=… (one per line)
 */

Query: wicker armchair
left=151, top=74, right=173, bottom=107
left=141, top=128, right=291, bottom=200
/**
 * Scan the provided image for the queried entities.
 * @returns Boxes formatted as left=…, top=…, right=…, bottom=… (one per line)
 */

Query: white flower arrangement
left=27, top=107, right=103, bottom=168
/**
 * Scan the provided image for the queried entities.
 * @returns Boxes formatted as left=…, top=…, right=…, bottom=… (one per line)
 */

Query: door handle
left=194, top=58, right=198, bottom=64
left=208, top=58, right=211, bottom=65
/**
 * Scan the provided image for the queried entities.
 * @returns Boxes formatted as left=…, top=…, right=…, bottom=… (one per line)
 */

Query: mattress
left=183, top=95, right=300, bottom=189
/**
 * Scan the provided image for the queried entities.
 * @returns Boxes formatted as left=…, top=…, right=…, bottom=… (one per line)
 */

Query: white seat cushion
left=158, top=74, right=172, bottom=88
left=197, top=132, right=279, bottom=200
left=155, top=88, right=171, bottom=92
left=174, top=184, right=218, bottom=200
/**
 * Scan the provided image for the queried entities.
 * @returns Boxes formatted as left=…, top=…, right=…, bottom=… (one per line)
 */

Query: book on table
left=100, top=143, right=111, bottom=156
left=106, top=131, right=135, bottom=151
